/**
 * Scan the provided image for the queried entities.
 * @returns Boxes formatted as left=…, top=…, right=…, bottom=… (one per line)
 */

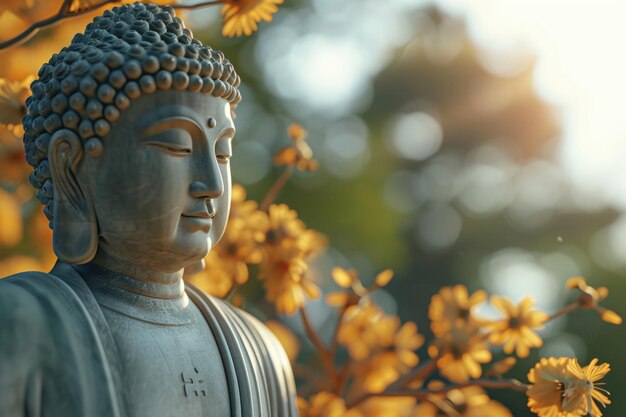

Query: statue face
left=80, top=90, right=235, bottom=272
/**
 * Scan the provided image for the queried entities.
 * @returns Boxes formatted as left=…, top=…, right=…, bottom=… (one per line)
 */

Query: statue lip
left=182, top=211, right=212, bottom=219
left=181, top=212, right=213, bottom=232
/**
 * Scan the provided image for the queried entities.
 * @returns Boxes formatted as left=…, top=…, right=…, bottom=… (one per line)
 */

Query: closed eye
left=145, top=140, right=192, bottom=155
left=139, top=116, right=200, bottom=156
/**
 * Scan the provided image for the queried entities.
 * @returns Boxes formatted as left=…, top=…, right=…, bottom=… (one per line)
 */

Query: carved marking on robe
left=181, top=367, right=207, bottom=397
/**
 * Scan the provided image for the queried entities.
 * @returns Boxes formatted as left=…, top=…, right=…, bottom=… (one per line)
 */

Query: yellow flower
left=428, top=327, right=492, bottom=383
left=265, top=203, right=306, bottom=244
left=566, top=277, right=622, bottom=325
left=288, top=123, right=307, bottom=141
left=338, top=300, right=423, bottom=392
left=274, top=123, right=319, bottom=171
left=0, top=188, right=22, bottom=247
left=337, top=301, right=396, bottom=360
left=229, top=184, right=269, bottom=234
left=0, top=0, right=34, bottom=19
left=429, top=285, right=487, bottom=336
left=326, top=267, right=394, bottom=308
left=527, top=357, right=611, bottom=417
left=374, top=269, right=394, bottom=287
left=345, top=397, right=416, bottom=417
left=260, top=244, right=320, bottom=314
left=331, top=266, right=359, bottom=288
left=565, top=359, right=612, bottom=417
left=186, top=250, right=247, bottom=298
left=326, top=267, right=362, bottom=308
left=295, top=229, right=327, bottom=258
left=0, top=125, right=30, bottom=184
left=0, top=76, right=32, bottom=126
left=265, top=320, right=300, bottom=361
left=355, top=320, right=424, bottom=393
left=298, top=392, right=347, bottom=417
left=527, top=357, right=577, bottom=417
left=29, top=207, right=56, bottom=270
left=486, top=357, right=517, bottom=378
left=489, top=296, right=548, bottom=358
left=415, top=386, right=513, bottom=417
left=222, top=0, right=284, bottom=37
left=259, top=204, right=325, bottom=314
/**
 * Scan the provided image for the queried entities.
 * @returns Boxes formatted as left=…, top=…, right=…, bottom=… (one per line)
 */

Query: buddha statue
left=0, top=3, right=297, bottom=417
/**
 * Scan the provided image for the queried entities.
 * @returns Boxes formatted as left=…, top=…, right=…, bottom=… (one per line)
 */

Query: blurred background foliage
left=1, top=0, right=625, bottom=415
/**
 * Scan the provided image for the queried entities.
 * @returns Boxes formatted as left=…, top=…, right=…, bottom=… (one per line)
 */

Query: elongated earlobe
left=48, top=129, right=98, bottom=264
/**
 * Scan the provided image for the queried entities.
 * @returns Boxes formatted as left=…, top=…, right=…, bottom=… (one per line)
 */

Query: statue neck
left=78, top=250, right=185, bottom=299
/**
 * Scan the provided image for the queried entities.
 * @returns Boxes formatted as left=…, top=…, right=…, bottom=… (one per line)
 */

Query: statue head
left=22, top=2, right=241, bottom=272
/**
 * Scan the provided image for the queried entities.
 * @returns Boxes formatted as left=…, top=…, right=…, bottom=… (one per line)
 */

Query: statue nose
left=189, top=180, right=222, bottom=200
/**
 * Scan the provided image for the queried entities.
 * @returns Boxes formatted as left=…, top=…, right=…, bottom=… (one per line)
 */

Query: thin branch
left=173, top=0, right=226, bottom=10
left=346, top=378, right=529, bottom=408
left=260, top=166, right=293, bottom=211
left=334, top=361, right=351, bottom=396
left=0, top=0, right=115, bottom=50
left=548, top=302, right=579, bottom=322
left=299, top=306, right=336, bottom=380
left=395, top=359, right=438, bottom=388
left=328, top=300, right=354, bottom=358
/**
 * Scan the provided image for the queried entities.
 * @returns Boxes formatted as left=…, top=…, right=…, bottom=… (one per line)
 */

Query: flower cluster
left=259, top=203, right=326, bottom=314
left=566, top=277, right=622, bottom=325
left=187, top=184, right=326, bottom=315
left=274, top=123, right=319, bottom=172
left=339, top=301, right=424, bottom=393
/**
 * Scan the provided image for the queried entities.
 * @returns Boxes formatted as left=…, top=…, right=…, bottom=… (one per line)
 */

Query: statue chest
left=94, top=290, right=231, bottom=417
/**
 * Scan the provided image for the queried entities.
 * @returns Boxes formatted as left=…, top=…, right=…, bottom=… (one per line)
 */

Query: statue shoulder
left=0, top=271, right=83, bottom=341
left=0, top=272, right=53, bottom=324
left=0, top=272, right=60, bottom=362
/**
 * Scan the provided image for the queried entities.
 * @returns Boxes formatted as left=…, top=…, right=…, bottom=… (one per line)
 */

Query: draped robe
left=0, top=261, right=297, bottom=417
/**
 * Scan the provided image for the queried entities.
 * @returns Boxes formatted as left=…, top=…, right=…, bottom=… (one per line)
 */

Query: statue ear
left=48, top=129, right=98, bottom=264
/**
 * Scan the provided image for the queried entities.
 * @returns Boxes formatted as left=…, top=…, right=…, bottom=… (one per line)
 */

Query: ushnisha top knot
left=23, top=2, right=241, bottom=225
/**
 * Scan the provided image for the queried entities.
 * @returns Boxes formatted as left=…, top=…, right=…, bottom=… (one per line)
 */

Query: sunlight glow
left=435, top=0, right=626, bottom=209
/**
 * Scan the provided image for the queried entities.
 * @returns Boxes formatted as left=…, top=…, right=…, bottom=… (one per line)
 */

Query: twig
left=328, top=300, right=354, bottom=358
left=334, top=361, right=351, bottom=396
left=428, top=395, right=463, bottom=417
left=395, top=359, right=438, bottom=388
left=260, top=166, right=293, bottom=211
left=547, top=302, right=579, bottom=322
left=346, top=378, right=529, bottom=408
left=299, top=306, right=336, bottom=380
